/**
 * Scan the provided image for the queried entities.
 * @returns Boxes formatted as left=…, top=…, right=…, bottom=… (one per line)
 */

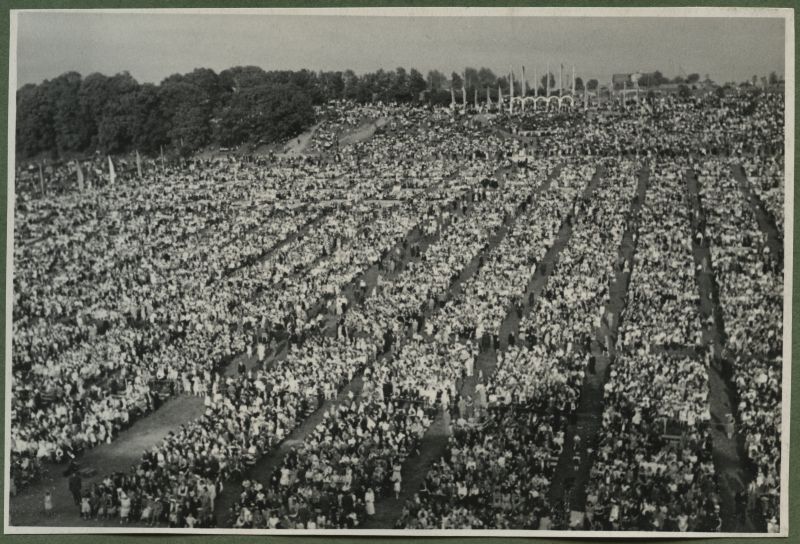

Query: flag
left=450, top=87, right=456, bottom=108
left=498, top=85, right=503, bottom=105
left=136, top=150, right=143, bottom=179
left=463, top=70, right=468, bottom=109
left=486, top=86, right=492, bottom=106
left=546, top=63, right=551, bottom=97
left=38, top=163, right=45, bottom=196
left=572, top=66, right=576, bottom=96
left=622, top=80, right=628, bottom=110
left=509, top=69, right=514, bottom=114
left=76, top=161, right=85, bottom=192
left=108, top=156, right=116, bottom=185
left=522, top=66, right=527, bottom=96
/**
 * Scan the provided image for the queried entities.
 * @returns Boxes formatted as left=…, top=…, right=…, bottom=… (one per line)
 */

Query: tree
left=131, top=84, right=168, bottom=154
left=343, top=70, right=358, bottom=99
left=426, top=70, right=447, bottom=92
left=319, top=71, right=345, bottom=99
left=450, top=72, right=463, bottom=90
left=769, top=71, right=779, bottom=85
left=574, top=77, right=584, bottom=91
left=408, top=69, right=427, bottom=99
left=217, top=83, right=314, bottom=147
left=652, top=71, right=668, bottom=85
left=158, top=77, right=213, bottom=152
left=540, top=73, right=556, bottom=92
left=476, top=68, right=497, bottom=90
left=686, top=73, right=700, bottom=84
left=390, top=67, right=410, bottom=102
left=47, top=72, right=91, bottom=154
left=464, top=68, right=479, bottom=90
left=78, top=72, right=114, bottom=150
left=95, top=73, right=141, bottom=154
left=218, top=65, right=269, bottom=91
left=586, top=79, right=599, bottom=91
left=16, top=83, right=55, bottom=158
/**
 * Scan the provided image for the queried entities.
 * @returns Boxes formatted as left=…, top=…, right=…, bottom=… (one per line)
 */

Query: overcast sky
left=14, top=10, right=787, bottom=87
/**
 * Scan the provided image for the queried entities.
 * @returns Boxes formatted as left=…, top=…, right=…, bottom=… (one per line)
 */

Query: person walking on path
left=68, top=471, right=82, bottom=508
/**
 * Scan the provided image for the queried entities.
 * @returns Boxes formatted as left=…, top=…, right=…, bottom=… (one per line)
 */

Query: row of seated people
left=228, top=158, right=542, bottom=528
left=397, top=159, right=640, bottom=530
left=586, top=162, right=720, bottom=532
left=696, top=159, right=782, bottom=529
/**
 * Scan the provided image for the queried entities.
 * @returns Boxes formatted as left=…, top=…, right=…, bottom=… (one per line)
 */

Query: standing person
left=119, top=491, right=131, bottom=524
left=365, top=488, right=375, bottom=517
left=68, top=471, right=82, bottom=508
left=43, top=491, right=53, bottom=517
left=392, top=461, right=402, bottom=499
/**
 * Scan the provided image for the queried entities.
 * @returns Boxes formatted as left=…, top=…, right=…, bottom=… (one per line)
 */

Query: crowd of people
left=11, top=86, right=785, bottom=534
left=695, top=159, right=783, bottom=527
left=230, top=147, right=533, bottom=529
left=743, top=155, right=785, bottom=244
left=586, top=162, right=719, bottom=531
left=397, top=159, right=640, bottom=529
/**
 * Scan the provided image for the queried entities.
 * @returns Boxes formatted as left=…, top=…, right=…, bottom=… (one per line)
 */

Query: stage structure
left=470, top=64, right=595, bottom=114
left=499, top=64, right=581, bottom=113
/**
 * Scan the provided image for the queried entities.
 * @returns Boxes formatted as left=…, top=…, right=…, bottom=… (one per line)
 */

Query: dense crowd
left=11, top=86, right=785, bottom=534
left=695, top=159, right=783, bottom=527
left=586, top=162, right=718, bottom=531
left=399, top=159, right=639, bottom=529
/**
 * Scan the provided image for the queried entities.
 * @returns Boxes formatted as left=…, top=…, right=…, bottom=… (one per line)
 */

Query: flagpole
left=38, top=162, right=45, bottom=197
left=546, top=62, right=550, bottom=97
left=572, top=66, right=576, bottom=96
left=522, top=66, right=527, bottom=96
left=509, top=68, right=514, bottom=115
left=108, top=156, right=116, bottom=186
left=76, top=161, right=84, bottom=192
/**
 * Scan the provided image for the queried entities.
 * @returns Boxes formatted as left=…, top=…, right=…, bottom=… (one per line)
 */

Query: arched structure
left=559, top=95, right=574, bottom=108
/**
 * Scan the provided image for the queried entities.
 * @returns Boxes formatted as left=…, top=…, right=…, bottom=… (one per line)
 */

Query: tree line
left=22, top=64, right=740, bottom=161
left=17, top=65, right=430, bottom=160
left=16, top=64, right=601, bottom=161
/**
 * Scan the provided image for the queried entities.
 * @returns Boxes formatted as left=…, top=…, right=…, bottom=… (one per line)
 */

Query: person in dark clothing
left=68, top=472, right=82, bottom=507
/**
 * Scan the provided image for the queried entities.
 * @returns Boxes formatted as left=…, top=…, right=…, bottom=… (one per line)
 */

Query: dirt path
left=366, top=164, right=602, bottom=529
left=9, top=395, right=205, bottom=527
left=339, top=117, right=390, bottom=146
left=213, top=176, right=488, bottom=526
left=730, top=164, right=783, bottom=271
left=278, top=123, right=321, bottom=156
left=549, top=166, right=649, bottom=517
left=686, top=169, right=757, bottom=533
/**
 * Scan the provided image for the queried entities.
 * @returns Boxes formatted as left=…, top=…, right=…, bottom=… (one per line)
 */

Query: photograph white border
left=3, top=5, right=794, bottom=538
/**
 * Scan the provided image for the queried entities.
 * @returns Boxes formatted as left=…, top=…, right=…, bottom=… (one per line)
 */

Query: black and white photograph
left=3, top=6, right=793, bottom=537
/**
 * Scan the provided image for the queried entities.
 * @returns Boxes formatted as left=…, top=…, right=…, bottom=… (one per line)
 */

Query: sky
left=14, top=10, right=787, bottom=88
